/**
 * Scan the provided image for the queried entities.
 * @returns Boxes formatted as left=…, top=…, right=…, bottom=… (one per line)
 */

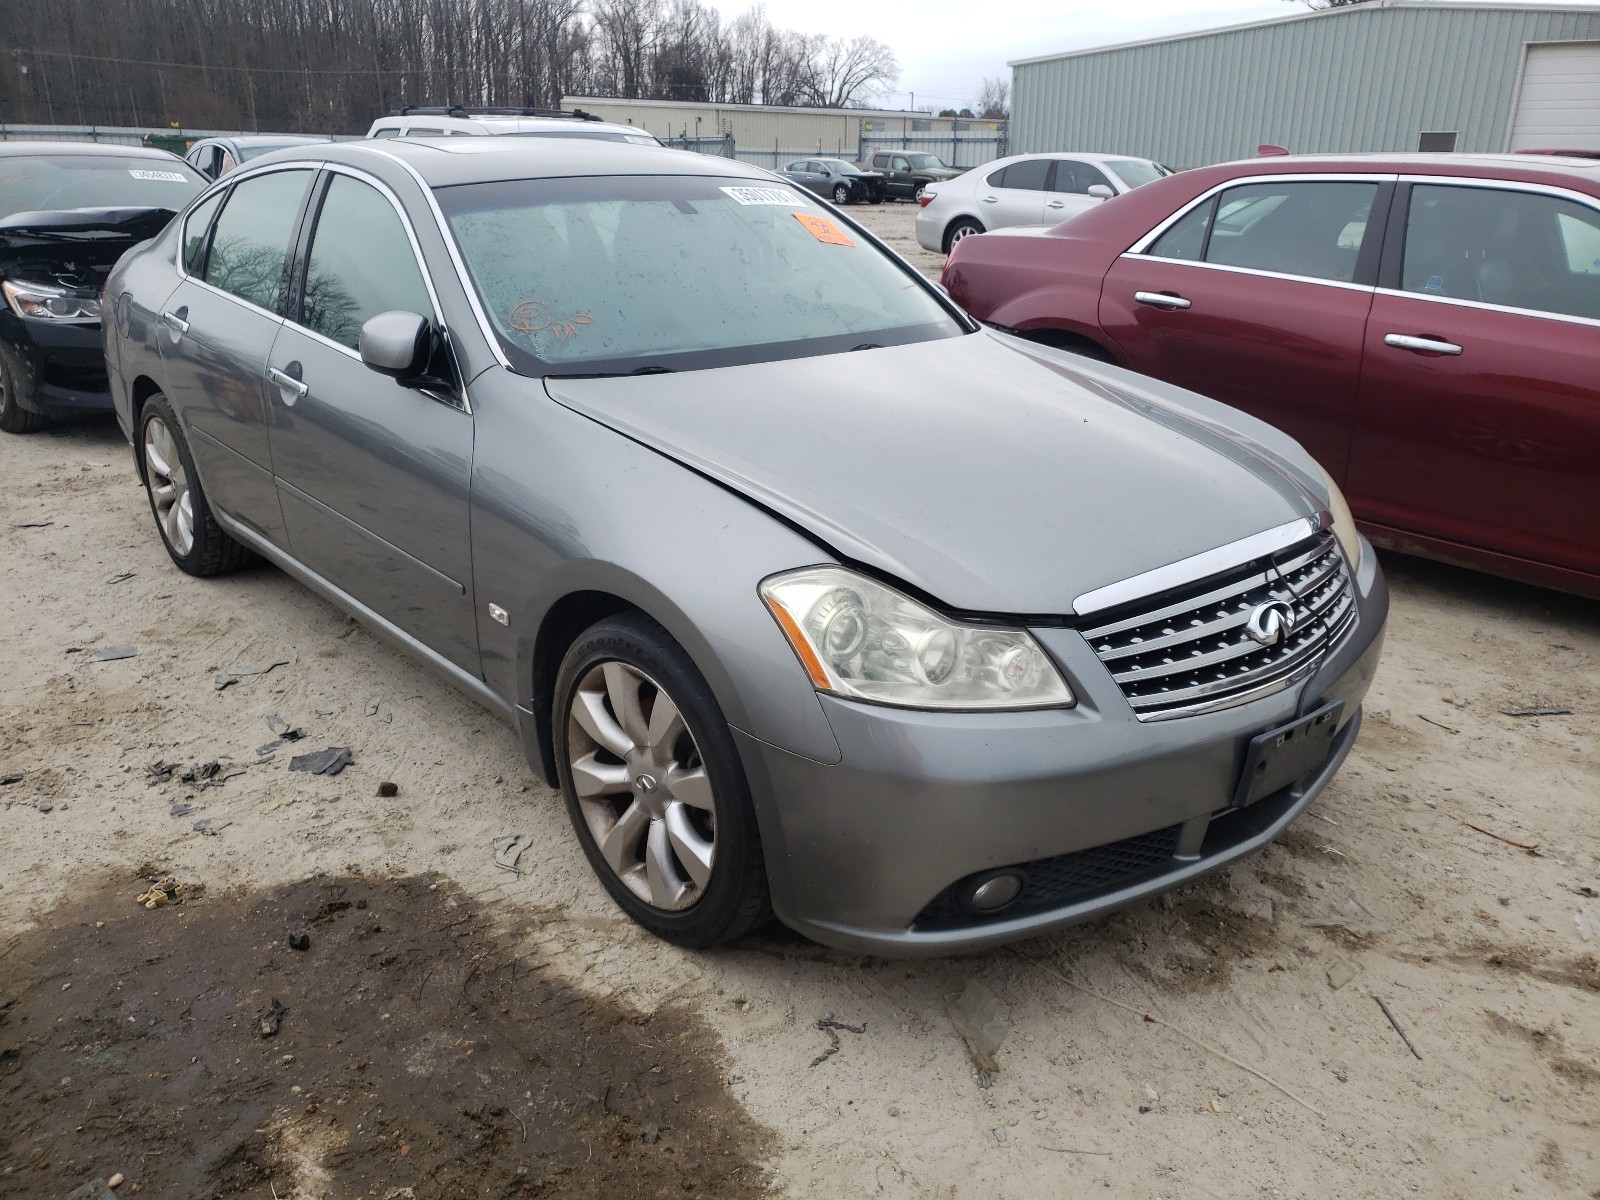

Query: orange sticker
left=792, top=212, right=856, bottom=247
left=508, top=299, right=594, bottom=340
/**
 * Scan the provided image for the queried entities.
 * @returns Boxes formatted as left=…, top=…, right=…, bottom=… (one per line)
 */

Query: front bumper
left=737, top=539, right=1387, bottom=956
left=0, top=314, right=113, bottom=415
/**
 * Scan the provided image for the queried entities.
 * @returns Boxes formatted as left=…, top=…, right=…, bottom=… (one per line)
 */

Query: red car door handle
left=1384, top=333, right=1462, bottom=356
left=1135, top=291, right=1191, bottom=310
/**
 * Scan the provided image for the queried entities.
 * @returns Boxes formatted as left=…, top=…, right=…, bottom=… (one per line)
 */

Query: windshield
left=438, top=175, right=963, bottom=375
left=819, top=160, right=857, bottom=173
left=0, top=155, right=206, bottom=218
left=1104, top=159, right=1170, bottom=189
left=905, top=154, right=947, bottom=169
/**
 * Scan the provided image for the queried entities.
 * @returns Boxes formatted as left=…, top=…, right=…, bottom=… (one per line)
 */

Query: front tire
left=0, top=356, right=49, bottom=434
left=138, top=393, right=254, bottom=576
left=554, top=614, right=770, bottom=948
left=832, top=184, right=850, bottom=204
left=943, top=218, right=985, bottom=254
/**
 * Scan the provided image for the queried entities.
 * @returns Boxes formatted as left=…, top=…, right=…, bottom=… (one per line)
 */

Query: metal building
left=561, top=96, right=1007, bottom=169
left=1009, top=2, right=1600, bottom=167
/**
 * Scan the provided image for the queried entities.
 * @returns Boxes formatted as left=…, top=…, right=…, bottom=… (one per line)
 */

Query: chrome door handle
left=981, top=195, right=999, bottom=203
left=1384, top=333, right=1462, bottom=356
left=1135, top=291, right=1191, bottom=310
left=268, top=367, right=309, bottom=404
left=1046, top=200, right=1067, bottom=209
left=161, top=310, right=189, bottom=334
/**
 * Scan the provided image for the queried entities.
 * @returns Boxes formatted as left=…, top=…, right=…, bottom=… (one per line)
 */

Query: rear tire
left=138, top=393, right=254, bottom=576
left=943, top=218, right=985, bottom=254
left=554, top=613, right=771, bottom=948
left=0, top=357, right=49, bottom=434
left=913, top=183, right=927, bottom=202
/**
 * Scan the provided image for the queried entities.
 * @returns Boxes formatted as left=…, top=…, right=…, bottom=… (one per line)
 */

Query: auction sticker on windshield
left=793, top=212, right=856, bottom=247
left=129, top=169, right=189, bottom=182
left=720, top=186, right=808, bottom=206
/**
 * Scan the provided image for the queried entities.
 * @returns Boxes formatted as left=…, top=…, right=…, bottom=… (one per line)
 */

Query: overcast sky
left=732, top=0, right=1598, bottom=112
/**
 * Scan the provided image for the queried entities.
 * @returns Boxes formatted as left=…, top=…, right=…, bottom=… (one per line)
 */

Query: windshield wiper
left=849, top=343, right=884, bottom=352
left=544, top=365, right=677, bottom=380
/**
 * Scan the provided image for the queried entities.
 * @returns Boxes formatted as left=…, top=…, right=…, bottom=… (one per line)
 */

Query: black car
left=0, top=143, right=205, bottom=433
left=778, top=158, right=884, bottom=204
left=859, top=151, right=962, bottom=201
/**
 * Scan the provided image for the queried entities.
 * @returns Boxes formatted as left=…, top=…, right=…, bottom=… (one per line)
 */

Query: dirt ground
left=2, top=202, right=1598, bottom=1200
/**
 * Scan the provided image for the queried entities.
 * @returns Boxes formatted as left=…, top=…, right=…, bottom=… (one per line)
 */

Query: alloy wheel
left=566, top=661, right=717, bottom=911
left=833, top=184, right=849, bottom=203
left=143, top=415, right=195, bottom=556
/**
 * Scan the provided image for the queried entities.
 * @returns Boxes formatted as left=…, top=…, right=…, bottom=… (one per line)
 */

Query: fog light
left=965, top=870, right=1026, bottom=912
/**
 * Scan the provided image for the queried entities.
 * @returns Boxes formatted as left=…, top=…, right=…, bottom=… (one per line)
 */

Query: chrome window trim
left=364, top=145, right=517, bottom=371
left=1127, top=172, right=1396, bottom=256
left=1372, top=285, right=1600, bottom=329
left=1116, top=254, right=1378, bottom=293
left=177, top=163, right=316, bottom=294
left=1072, top=514, right=1327, bottom=617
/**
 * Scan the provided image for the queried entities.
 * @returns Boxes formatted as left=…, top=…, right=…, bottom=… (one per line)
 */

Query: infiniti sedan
left=103, top=139, right=1386, bottom=955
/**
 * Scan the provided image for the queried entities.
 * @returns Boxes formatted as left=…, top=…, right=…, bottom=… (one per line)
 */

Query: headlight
left=760, top=567, right=1075, bottom=710
left=1317, top=466, right=1362, bottom=567
left=2, top=279, right=103, bottom=323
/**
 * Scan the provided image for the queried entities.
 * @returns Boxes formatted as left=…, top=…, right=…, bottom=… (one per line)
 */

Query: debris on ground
left=107, top=1173, right=124, bottom=1189
left=1577, top=907, right=1596, bottom=942
left=289, top=746, right=353, bottom=776
left=258, top=997, right=286, bottom=1038
left=0, top=772, right=23, bottom=786
left=106, top=571, right=135, bottom=585
left=378, top=780, right=399, bottom=798
left=35, top=800, right=54, bottom=813
left=365, top=696, right=382, bottom=717
left=135, top=877, right=196, bottom=909
left=288, top=931, right=310, bottom=951
left=809, top=1011, right=867, bottom=1068
left=91, top=645, right=138, bottom=662
left=171, top=761, right=246, bottom=789
left=1460, top=819, right=1540, bottom=853
left=257, top=712, right=306, bottom=755
left=1326, top=960, right=1358, bottom=990
left=1304, top=898, right=1390, bottom=936
left=1373, top=994, right=1422, bottom=1060
left=213, top=659, right=292, bottom=690
left=493, top=833, right=534, bottom=875
left=192, top=818, right=228, bottom=836
left=948, top=980, right=1011, bottom=1074
left=11, top=519, right=53, bottom=528
left=65, top=1179, right=116, bottom=1200
left=145, top=761, right=180, bottom=785
left=169, top=802, right=193, bottom=817
left=1500, top=707, right=1572, bottom=718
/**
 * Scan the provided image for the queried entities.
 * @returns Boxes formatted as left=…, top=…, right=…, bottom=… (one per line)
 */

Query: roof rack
left=389, top=105, right=602, bottom=122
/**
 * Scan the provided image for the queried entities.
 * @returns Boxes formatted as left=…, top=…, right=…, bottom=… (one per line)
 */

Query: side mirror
left=1087, top=184, right=1114, bottom=201
left=359, top=310, right=431, bottom=379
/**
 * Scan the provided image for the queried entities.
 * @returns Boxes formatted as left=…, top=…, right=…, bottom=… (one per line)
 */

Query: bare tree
left=798, top=35, right=898, bottom=108
left=976, top=76, right=1009, bottom=120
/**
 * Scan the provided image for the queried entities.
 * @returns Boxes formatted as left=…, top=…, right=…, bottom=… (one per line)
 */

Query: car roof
left=0, top=141, right=186, bottom=161
left=282, top=136, right=773, bottom=188
left=1210, top=151, right=1600, bottom=182
left=371, top=114, right=646, bottom=136
left=203, top=135, right=331, bottom=147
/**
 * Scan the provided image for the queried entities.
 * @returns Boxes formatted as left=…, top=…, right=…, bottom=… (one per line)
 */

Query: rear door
left=266, top=168, right=479, bottom=672
left=1348, top=179, right=1600, bottom=575
left=1099, top=175, right=1390, bottom=479
left=975, top=159, right=1050, bottom=229
left=156, top=167, right=315, bottom=546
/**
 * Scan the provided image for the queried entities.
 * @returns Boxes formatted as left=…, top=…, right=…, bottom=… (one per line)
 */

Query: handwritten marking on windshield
left=508, top=300, right=594, bottom=341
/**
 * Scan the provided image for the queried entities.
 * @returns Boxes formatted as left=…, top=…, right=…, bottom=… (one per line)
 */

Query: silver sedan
left=103, top=138, right=1384, bottom=955
left=916, top=151, right=1171, bottom=253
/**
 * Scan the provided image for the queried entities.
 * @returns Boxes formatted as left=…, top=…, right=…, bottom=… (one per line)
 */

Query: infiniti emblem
left=1245, top=600, right=1297, bottom=647
left=635, top=774, right=658, bottom=793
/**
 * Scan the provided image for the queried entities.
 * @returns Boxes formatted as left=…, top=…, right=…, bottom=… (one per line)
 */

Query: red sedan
left=942, top=153, right=1600, bottom=599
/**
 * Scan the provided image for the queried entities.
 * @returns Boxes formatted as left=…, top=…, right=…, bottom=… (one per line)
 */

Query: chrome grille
left=1081, top=532, right=1356, bottom=720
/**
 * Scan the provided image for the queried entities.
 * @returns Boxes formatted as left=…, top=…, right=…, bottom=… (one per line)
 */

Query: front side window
left=892, top=157, right=910, bottom=172
left=202, top=169, right=312, bottom=311
left=1146, top=180, right=1377, bottom=283
left=182, top=190, right=225, bottom=274
left=438, top=175, right=964, bottom=375
left=300, top=174, right=432, bottom=350
left=1053, top=161, right=1112, bottom=195
left=1402, top=184, right=1600, bottom=320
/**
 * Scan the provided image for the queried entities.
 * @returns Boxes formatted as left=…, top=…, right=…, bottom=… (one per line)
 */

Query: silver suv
left=366, top=106, right=662, bottom=146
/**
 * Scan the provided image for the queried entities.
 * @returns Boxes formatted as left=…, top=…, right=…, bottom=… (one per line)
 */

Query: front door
left=975, top=158, right=1049, bottom=229
left=266, top=169, right=480, bottom=672
left=1348, top=181, right=1600, bottom=576
left=1099, top=177, right=1387, bottom=479
left=156, top=168, right=315, bottom=546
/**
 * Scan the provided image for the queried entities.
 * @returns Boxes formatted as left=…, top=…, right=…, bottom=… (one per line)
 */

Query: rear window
left=438, top=174, right=964, bottom=376
left=0, top=155, right=205, bottom=218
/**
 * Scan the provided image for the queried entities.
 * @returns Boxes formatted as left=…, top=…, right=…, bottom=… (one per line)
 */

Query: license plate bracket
left=1233, top=700, right=1344, bottom=809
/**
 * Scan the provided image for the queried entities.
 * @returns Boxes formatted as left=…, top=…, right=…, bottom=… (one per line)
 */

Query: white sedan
left=915, top=152, right=1171, bottom=254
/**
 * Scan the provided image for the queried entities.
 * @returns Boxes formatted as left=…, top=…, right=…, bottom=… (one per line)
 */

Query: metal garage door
left=1508, top=42, right=1600, bottom=151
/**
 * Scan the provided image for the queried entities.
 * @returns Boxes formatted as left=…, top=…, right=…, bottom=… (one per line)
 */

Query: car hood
left=0, top=206, right=177, bottom=283
left=543, top=332, right=1321, bottom=614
